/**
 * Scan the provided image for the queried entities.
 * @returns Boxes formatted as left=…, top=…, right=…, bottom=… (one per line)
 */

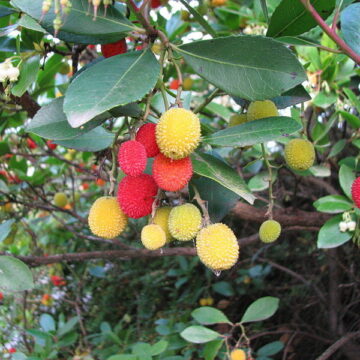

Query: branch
left=298, top=0, right=360, bottom=64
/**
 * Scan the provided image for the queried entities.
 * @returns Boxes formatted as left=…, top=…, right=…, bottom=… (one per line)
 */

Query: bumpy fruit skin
left=284, top=138, right=315, bottom=171
left=118, top=140, right=147, bottom=176
left=117, top=174, right=158, bottom=218
left=229, top=114, right=247, bottom=127
left=247, top=100, right=278, bottom=122
left=101, top=39, right=127, bottom=58
left=141, top=224, right=166, bottom=250
left=183, top=77, right=193, bottom=90
left=153, top=153, right=193, bottom=192
left=169, top=204, right=202, bottom=241
left=88, top=196, right=128, bottom=239
left=196, top=223, right=239, bottom=271
left=156, top=108, right=201, bottom=160
left=230, top=349, right=246, bottom=360
left=54, top=192, right=68, bottom=208
left=153, top=206, right=172, bottom=242
left=135, top=123, right=160, bottom=158
left=351, top=177, right=360, bottom=208
left=259, top=220, right=281, bottom=243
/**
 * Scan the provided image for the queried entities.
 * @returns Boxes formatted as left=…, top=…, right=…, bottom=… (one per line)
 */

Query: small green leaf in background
left=317, top=215, right=352, bottom=248
left=339, top=164, right=356, bottom=199
left=203, top=117, right=302, bottom=147
left=328, top=139, right=346, bottom=158
left=267, top=0, right=335, bottom=38
left=203, top=339, right=224, bottom=360
left=0, top=219, right=15, bottom=243
left=57, top=316, right=78, bottom=337
left=192, top=307, right=231, bottom=325
left=191, top=152, right=255, bottom=204
left=248, top=171, right=277, bottom=192
left=257, top=341, right=284, bottom=356
left=313, top=195, right=353, bottom=213
left=340, top=3, right=360, bottom=55
left=40, top=313, right=56, bottom=332
left=150, top=340, right=168, bottom=355
left=107, top=356, right=137, bottom=360
left=64, top=50, right=160, bottom=128
left=176, top=36, right=306, bottom=101
left=11, top=55, right=40, bottom=97
left=241, top=296, right=279, bottom=323
left=338, top=111, right=360, bottom=129
left=212, top=281, right=234, bottom=297
left=180, top=325, right=220, bottom=343
left=0, top=256, right=34, bottom=292
left=343, top=88, right=360, bottom=114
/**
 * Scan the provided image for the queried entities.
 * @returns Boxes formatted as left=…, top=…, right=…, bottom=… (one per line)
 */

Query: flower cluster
left=0, top=60, right=20, bottom=83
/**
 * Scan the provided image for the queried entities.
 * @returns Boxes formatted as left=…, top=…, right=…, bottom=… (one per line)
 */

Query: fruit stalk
left=261, top=143, right=274, bottom=219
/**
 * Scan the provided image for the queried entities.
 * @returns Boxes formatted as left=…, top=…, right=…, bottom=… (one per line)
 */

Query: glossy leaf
left=203, top=117, right=301, bottom=147
left=18, top=14, right=46, bottom=32
left=192, top=307, right=231, bottom=325
left=11, top=0, right=134, bottom=44
left=241, top=296, right=279, bottom=323
left=54, top=127, right=115, bottom=152
left=257, top=341, right=284, bottom=356
left=339, top=164, right=355, bottom=199
left=180, top=325, right=220, bottom=344
left=212, top=281, right=234, bottom=296
left=151, top=340, right=168, bottom=355
left=267, top=0, right=335, bottom=37
left=0, top=219, right=15, bottom=243
left=341, top=3, right=360, bottom=55
left=27, top=98, right=108, bottom=140
left=176, top=36, right=306, bottom=101
left=64, top=50, right=160, bottom=127
left=271, top=85, right=311, bottom=109
left=203, top=339, right=224, bottom=360
left=0, top=5, right=16, bottom=18
left=317, top=215, right=352, bottom=248
left=191, top=152, right=255, bottom=204
left=0, top=256, right=34, bottom=292
left=313, top=195, right=353, bottom=213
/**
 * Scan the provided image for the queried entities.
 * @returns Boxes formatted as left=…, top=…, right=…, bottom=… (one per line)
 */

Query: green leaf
left=267, top=0, right=336, bottom=37
left=54, top=127, right=115, bottom=152
left=176, top=35, right=306, bottom=101
left=57, top=317, right=78, bottom=337
left=338, top=110, right=360, bottom=129
left=27, top=98, right=108, bottom=141
left=178, top=0, right=217, bottom=37
left=277, top=35, right=322, bottom=47
left=180, top=325, right=220, bottom=344
left=257, top=341, right=284, bottom=356
left=0, top=219, right=15, bottom=243
left=0, top=256, right=34, bottom=292
left=313, top=195, right=353, bottom=213
left=18, top=14, right=46, bottom=32
left=107, top=356, right=137, bottom=360
left=241, top=296, right=279, bottom=323
left=150, top=340, right=168, bottom=355
left=317, top=215, right=352, bottom=248
left=343, top=88, right=360, bottom=114
left=64, top=50, right=160, bottom=127
left=191, top=152, right=255, bottom=204
left=203, top=117, right=301, bottom=147
left=11, top=55, right=40, bottom=97
left=248, top=171, right=277, bottom=192
left=40, top=314, right=56, bottom=332
left=341, top=3, right=360, bottom=55
left=192, top=307, right=231, bottom=325
left=339, top=164, right=355, bottom=199
left=203, top=339, right=224, bottom=360
left=0, top=5, right=16, bottom=18
left=212, top=281, right=234, bottom=297
left=328, top=139, right=346, bottom=158
left=11, top=0, right=134, bottom=44
left=271, top=85, right=311, bottom=109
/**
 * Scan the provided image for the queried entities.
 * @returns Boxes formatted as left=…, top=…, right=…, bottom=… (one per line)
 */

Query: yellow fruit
left=64, top=149, right=76, bottom=160
left=211, top=0, right=226, bottom=7
left=183, top=77, right=193, bottom=90
left=88, top=197, right=128, bottom=239
left=230, top=349, right=246, bottom=360
left=196, top=223, right=239, bottom=271
left=168, top=203, right=202, bottom=241
left=74, top=192, right=81, bottom=202
left=284, top=138, right=315, bottom=171
left=229, top=114, right=247, bottom=127
left=54, top=192, right=68, bottom=208
left=3, top=202, right=12, bottom=212
left=156, top=108, right=201, bottom=159
left=247, top=100, right=278, bottom=122
left=259, top=220, right=281, bottom=243
left=206, top=297, right=214, bottom=306
left=199, top=298, right=208, bottom=306
left=141, top=224, right=166, bottom=250
left=153, top=206, right=172, bottom=242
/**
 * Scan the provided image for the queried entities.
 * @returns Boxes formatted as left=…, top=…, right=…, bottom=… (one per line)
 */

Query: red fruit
left=27, top=138, right=37, bottom=149
left=88, top=44, right=96, bottom=50
left=76, top=163, right=85, bottom=173
left=82, top=182, right=89, bottom=190
left=50, top=275, right=66, bottom=286
left=117, top=174, right=158, bottom=218
left=101, top=39, right=127, bottom=58
left=151, top=0, right=161, bottom=8
left=8, top=348, right=16, bottom=354
left=135, top=123, right=160, bottom=158
left=0, top=292, right=3, bottom=301
left=47, top=140, right=57, bottom=150
left=153, top=153, right=193, bottom=191
left=118, top=140, right=147, bottom=176
left=351, top=177, right=360, bottom=208
left=169, top=79, right=180, bottom=90
left=96, top=178, right=106, bottom=186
